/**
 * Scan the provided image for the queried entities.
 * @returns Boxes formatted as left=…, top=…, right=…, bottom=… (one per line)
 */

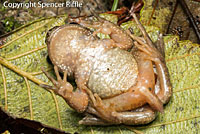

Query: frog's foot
left=41, top=66, right=73, bottom=95
left=133, top=39, right=163, bottom=62
left=92, top=21, right=133, bottom=50
left=41, top=66, right=88, bottom=113
left=80, top=105, right=156, bottom=125
left=131, top=13, right=156, bottom=49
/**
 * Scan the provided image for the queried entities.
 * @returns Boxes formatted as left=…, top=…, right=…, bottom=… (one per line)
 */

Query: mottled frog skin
left=41, top=14, right=172, bottom=125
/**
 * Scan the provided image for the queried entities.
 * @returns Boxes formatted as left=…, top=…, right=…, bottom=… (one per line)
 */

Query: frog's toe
left=155, top=33, right=165, bottom=57
left=39, top=84, right=57, bottom=90
left=54, top=66, right=62, bottom=82
left=134, top=41, right=152, bottom=55
left=41, top=67, right=58, bottom=86
left=131, top=13, right=155, bottom=48
left=89, top=93, right=104, bottom=108
left=79, top=115, right=112, bottom=125
left=94, top=93, right=103, bottom=106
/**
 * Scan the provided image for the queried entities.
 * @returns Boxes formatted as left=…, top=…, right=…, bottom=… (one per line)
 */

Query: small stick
left=166, top=0, right=178, bottom=34
left=147, top=0, right=159, bottom=25
left=178, top=0, right=200, bottom=43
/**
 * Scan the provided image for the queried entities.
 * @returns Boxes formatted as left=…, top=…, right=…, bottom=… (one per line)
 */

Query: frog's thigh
left=79, top=106, right=156, bottom=125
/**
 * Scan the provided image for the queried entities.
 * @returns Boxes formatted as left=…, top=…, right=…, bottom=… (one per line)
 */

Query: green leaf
left=121, top=22, right=200, bottom=133
left=0, top=10, right=200, bottom=134
left=140, top=0, right=172, bottom=33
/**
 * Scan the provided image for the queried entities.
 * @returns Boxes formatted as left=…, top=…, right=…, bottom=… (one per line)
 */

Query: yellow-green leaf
left=0, top=11, right=200, bottom=134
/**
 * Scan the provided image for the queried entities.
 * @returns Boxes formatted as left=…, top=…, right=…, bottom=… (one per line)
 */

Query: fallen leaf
left=0, top=7, right=200, bottom=134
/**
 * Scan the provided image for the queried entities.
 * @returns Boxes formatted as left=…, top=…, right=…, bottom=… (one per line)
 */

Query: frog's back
left=46, top=24, right=96, bottom=75
left=88, top=48, right=138, bottom=98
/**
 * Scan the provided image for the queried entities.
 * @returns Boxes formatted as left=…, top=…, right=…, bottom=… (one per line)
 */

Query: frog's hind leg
left=79, top=106, right=156, bottom=125
left=154, top=34, right=172, bottom=104
left=130, top=13, right=172, bottom=104
left=85, top=86, right=162, bottom=124
left=40, top=66, right=88, bottom=113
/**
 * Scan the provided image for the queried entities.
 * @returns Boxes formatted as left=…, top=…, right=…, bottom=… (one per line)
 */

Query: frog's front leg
left=68, top=16, right=133, bottom=50
left=41, top=66, right=88, bottom=113
left=80, top=105, right=156, bottom=125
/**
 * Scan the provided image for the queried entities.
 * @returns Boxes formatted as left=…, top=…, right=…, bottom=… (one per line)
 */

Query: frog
left=40, top=13, right=172, bottom=125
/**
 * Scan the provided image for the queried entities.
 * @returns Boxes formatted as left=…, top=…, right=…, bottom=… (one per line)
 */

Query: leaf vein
left=52, top=93, right=63, bottom=130
left=24, top=77, right=33, bottom=120
left=7, top=45, right=46, bottom=61
left=166, top=53, right=200, bottom=62
left=0, top=65, right=7, bottom=110
left=136, top=114, right=200, bottom=129
left=0, top=21, right=51, bottom=49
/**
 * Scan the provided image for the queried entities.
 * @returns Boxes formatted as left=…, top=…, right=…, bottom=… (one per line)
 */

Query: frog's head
left=45, top=26, right=61, bottom=46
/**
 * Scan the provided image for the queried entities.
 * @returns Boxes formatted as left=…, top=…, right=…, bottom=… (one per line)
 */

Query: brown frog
left=41, top=13, right=172, bottom=125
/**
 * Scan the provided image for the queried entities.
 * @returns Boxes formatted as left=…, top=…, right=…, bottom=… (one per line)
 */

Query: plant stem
left=111, top=0, right=119, bottom=11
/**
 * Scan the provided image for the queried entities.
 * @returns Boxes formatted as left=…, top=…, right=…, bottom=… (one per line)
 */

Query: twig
left=147, top=0, right=159, bottom=25
left=177, top=0, right=200, bottom=43
left=166, top=0, right=178, bottom=34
